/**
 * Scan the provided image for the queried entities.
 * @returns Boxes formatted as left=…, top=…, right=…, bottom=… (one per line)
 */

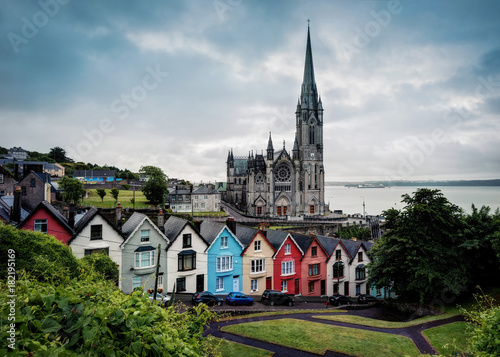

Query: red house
left=300, top=235, right=329, bottom=296
left=18, top=201, right=74, bottom=244
left=273, top=233, right=305, bottom=294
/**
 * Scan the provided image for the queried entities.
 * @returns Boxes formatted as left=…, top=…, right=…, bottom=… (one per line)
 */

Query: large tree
left=139, top=165, right=169, bottom=204
left=49, top=146, right=73, bottom=163
left=367, top=189, right=467, bottom=304
left=59, top=176, right=86, bottom=204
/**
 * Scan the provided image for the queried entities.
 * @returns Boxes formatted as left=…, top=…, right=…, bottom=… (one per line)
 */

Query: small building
left=73, top=170, right=116, bottom=183
left=0, top=166, right=17, bottom=196
left=17, top=171, right=56, bottom=211
left=8, top=147, right=28, bottom=160
left=169, top=186, right=193, bottom=213
left=192, top=185, right=221, bottom=213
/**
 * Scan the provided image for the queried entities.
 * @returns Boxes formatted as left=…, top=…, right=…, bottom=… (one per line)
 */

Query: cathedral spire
left=267, top=132, right=274, bottom=160
left=301, top=23, right=318, bottom=110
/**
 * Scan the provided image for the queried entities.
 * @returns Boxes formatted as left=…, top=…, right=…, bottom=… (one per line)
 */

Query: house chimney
left=12, top=185, right=21, bottom=223
left=157, top=209, right=164, bottom=227
left=14, top=164, right=19, bottom=180
left=116, top=202, right=122, bottom=228
left=258, top=222, right=269, bottom=237
left=352, top=237, right=357, bottom=241
left=68, top=201, right=75, bottom=228
left=193, top=220, right=202, bottom=233
left=63, top=206, right=69, bottom=220
left=226, top=218, right=237, bottom=235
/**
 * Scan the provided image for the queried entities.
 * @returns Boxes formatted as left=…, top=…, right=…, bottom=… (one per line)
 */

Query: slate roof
left=199, top=220, right=226, bottom=245
left=289, top=232, right=315, bottom=254
left=19, top=201, right=74, bottom=233
left=70, top=207, right=124, bottom=243
left=163, top=215, right=209, bottom=249
left=192, top=186, right=219, bottom=195
left=73, top=170, right=116, bottom=178
left=121, top=211, right=147, bottom=238
left=0, top=195, right=29, bottom=223
left=316, top=235, right=341, bottom=257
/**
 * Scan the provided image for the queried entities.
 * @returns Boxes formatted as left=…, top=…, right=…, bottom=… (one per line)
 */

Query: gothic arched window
left=309, top=123, right=315, bottom=144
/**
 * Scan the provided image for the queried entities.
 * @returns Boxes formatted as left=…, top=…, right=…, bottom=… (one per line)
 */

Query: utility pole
left=153, top=243, right=161, bottom=302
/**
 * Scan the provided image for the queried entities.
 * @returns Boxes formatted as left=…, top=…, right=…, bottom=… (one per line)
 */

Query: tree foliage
left=80, top=251, right=119, bottom=284
left=337, top=226, right=371, bottom=241
left=110, top=188, right=120, bottom=204
left=49, top=146, right=73, bottom=163
left=59, top=176, right=86, bottom=204
left=367, top=189, right=467, bottom=304
left=140, top=166, right=169, bottom=204
left=96, top=188, right=107, bottom=202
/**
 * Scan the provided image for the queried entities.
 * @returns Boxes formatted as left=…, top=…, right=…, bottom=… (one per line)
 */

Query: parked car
left=147, top=292, right=171, bottom=307
left=357, top=294, right=378, bottom=304
left=261, top=290, right=294, bottom=306
left=226, top=292, right=254, bottom=306
left=328, top=294, right=351, bottom=306
left=192, top=291, right=224, bottom=306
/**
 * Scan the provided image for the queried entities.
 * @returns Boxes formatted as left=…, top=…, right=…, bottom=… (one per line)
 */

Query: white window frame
left=284, top=243, right=291, bottom=255
left=281, top=280, right=288, bottom=292
left=216, top=277, right=224, bottom=291
left=135, top=251, right=155, bottom=269
left=251, top=279, right=258, bottom=291
left=132, top=276, right=142, bottom=289
left=140, top=230, right=150, bottom=243
left=281, top=260, right=294, bottom=276
left=254, top=240, right=262, bottom=252
left=34, top=219, right=47, bottom=233
left=220, top=236, right=228, bottom=249
left=158, top=275, right=163, bottom=290
left=251, top=258, right=265, bottom=274
left=216, top=256, right=233, bottom=272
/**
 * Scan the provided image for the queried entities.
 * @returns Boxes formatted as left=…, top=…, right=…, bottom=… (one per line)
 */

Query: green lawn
left=422, top=322, right=470, bottom=356
left=214, top=338, right=273, bottom=357
left=313, top=312, right=459, bottom=328
left=221, top=318, right=420, bottom=357
left=82, top=189, right=152, bottom=209
left=222, top=309, right=347, bottom=321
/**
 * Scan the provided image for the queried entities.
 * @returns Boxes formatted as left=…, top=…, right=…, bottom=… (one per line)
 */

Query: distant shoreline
left=326, top=179, right=500, bottom=187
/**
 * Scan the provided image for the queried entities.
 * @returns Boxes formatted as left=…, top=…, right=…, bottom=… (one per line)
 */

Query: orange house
left=300, top=235, right=329, bottom=296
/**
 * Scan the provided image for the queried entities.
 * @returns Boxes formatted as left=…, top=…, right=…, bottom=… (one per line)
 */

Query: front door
left=344, top=282, right=349, bottom=296
left=233, top=276, right=239, bottom=292
left=320, top=280, right=326, bottom=295
left=266, top=277, right=272, bottom=290
left=196, top=274, right=204, bottom=292
left=294, top=278, right=300, bottom=294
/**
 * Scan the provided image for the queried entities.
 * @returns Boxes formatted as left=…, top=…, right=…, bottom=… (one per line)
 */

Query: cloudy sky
left=1, top=0, right=499, bottom=183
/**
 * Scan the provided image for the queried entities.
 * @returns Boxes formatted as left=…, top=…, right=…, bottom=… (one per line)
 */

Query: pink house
left=273, top=233, right=304, bottom=294
left=18, top=201, right=74, bottom=244
left=300, top=235, right=329, bottom=296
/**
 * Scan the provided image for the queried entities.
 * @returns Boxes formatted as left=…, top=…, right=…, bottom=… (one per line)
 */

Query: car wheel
left=288, top=301, right=293, bottom=307
left=270, top=301, right=275, bottom=306
left=217, top=301, right=222, bottom=306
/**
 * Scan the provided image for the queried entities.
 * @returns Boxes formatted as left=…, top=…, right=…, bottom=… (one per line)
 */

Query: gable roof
left=240, top=228, right=277, bottom=256
left=68, top=207, right=124, bottom=244
left=163, top=215, right=209, bottom=249
left=316, top=235, right=340, bottom=257
left=0, top=195, right=29, bottom=223
left=192, top=186, right=219, bottom=195
left=274, top=232, right=305, bottom=257
left=121, top=212, right=169, bottom=247
left=289, top=232, right=315, bottom=254
left=18, top=200, right=74, bottom=234
left=201, top=220, right=245, bottom=251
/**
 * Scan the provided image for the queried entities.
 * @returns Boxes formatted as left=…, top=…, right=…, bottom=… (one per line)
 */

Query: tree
left=140, top=166, right=169, bottom=204
left=110, top=188, right=120, bottom=204
left=337, top=226, right=371, bottom=241
left=59, top=176, right=86, bottom=204
left=96, top=188, right=107, bottom=202
left=49, top=146, right=73, bottom=163
left=367, top=189, right=467, bottom=304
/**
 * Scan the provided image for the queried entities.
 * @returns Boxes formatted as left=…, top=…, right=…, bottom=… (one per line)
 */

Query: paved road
left=205, top=307, right=465, bottom=356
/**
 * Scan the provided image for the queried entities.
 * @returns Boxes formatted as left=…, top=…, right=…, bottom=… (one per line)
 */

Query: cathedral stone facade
left=226, top=26, right=325, bottom=217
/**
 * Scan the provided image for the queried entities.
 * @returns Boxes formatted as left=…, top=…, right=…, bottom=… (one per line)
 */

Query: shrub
left=121, top=184, right=131, bottom=191
left=80, top=252, right=119, bottom=284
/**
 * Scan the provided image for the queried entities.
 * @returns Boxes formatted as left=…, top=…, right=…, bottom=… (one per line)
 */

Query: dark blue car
left=226, top=292, right=254, bottom=306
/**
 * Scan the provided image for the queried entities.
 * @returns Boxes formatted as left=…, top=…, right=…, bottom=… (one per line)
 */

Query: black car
left=192, top=291, right=224, bottom=306
left=328, top=294, right=351, bottom=306
left=261, top=290, right=294, bottom=306
left=357, top=294, right=378, bottom=304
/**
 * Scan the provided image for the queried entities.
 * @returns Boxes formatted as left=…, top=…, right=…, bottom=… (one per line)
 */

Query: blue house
left=201, top=220, right=244, bottom=294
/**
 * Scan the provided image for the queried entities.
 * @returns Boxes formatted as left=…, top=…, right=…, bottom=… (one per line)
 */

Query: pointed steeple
left=301, top=23, right=318, bottom=110
left=267, top=132, right=274, bottom=161
left=292, top=133, right=299, bottom=160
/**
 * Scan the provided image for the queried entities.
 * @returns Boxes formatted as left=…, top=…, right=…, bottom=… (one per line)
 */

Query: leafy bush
left=463, top=292, right=500, bottom=356
left=121, top=184, right=131, bottom=191
left=0, top=276, right=219, bottom=356
left=0, top=223, right=80, bottom=283
left=80, top=252, right=119, bottom=285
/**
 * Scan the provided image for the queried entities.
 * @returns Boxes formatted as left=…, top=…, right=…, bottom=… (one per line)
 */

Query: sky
left=1, top=0, right=499, bottom=183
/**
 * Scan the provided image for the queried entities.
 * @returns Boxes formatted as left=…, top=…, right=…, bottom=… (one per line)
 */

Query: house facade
left=300, top=235, right=328, bottom=296
left=192, top=185, right=221, bottom=213
left=0, top=166, right=17, bottom=196
left=163, top=216, right=208, bottom=294
left=120, top=212, right=170, bottom=294
left=201, top=221, right=244, bottom=294
left=18, top=171, right=55, bottom=211
left=273, top=234, right=304, bottom=295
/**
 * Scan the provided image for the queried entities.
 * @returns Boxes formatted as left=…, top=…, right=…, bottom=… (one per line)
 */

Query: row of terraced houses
left=9, top=198, right=377, bottom=298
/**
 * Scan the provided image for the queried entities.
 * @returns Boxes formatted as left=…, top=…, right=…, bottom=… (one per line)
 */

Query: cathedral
left=226, top=25, right=325, bottom=217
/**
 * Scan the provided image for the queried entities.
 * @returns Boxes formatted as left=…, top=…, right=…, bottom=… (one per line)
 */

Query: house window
left=277, top=206, right=282, bottom=216
left=308, top=263, right=320, bottom=276
left=376, top=288, right=381, bottom=296
left=216, top=256, right=233, bottom=272
left=34, top=219, right=47, bottom=233
left=90, top=225, right=103, bottom=240
left=21, top=186, right=26, bottom=195
left=220, top=236, right=228, bottom=249
left=201, top=203, right=205, bottom=208
left=356, top=284, right=361, bottom=295
left=256, top=206, right=262, bottom=215
left=30, top=178, right=36, bottom=187
left=356, top=266, right=366, bottom=280
left=178, top=252, right=196, bottom=271
left=0, top=174, right=3, bottom=184
left=140, top=230, right=150, bottom=242
left=176, top=277, right=186, bottom=292
left=251, top=259, right=265, bottom=273
left=182, top=234, right=192, bottom=248
left=311, top=246, right=317, bottom=257
left=84, top=248, right=109, bottom=256
left=254, top=240, right=261, bottom=252
left=132, top=277, right=142, bottom=290
left=308, top=281, right=315, bottom=292
left=333, top=283, right=339, bottom=294
left=281, top=260, right=294, bottom=275
left=358, top=252, right=363, bottom=261
left=135, top=251, right=155, bottom=269
left=281, top=280, right=287, bottom=292
left=335, top=249, right=341, bottom=260
left=251, top=279, right=258, bottom=291
left=310, top=205, right=315, bottom=214
left=333, top=261, right=344, bottom=278
left=284, top=243, right=291, bottom=255
left=216, top=277, right=224, bottom=291
left=158, top=274, right=163, bottom=290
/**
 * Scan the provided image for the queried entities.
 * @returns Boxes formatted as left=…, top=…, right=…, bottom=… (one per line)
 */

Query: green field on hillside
left=82, top=189, right=153, bottom=209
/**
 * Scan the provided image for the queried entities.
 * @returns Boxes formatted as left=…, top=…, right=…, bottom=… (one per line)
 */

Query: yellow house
left=240, top=226, right=277, bottom=295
